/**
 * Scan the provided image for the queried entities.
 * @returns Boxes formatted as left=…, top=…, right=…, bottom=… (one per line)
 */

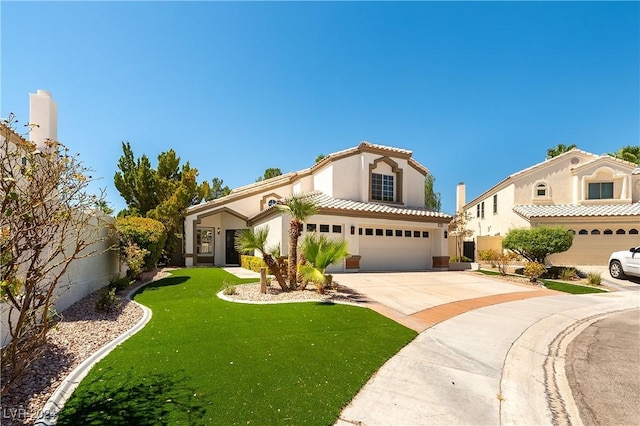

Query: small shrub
left=95, top=287, right=121, bottom=313
left=450, top=256, right=472, bottom=263
left=559, top=267, right=579, bottom=281
left=109, top=276, right=132, bottom=292
left=123, top=242, right=148, bottom=280
left=241, top=255, right=267, bottom=273
left=523, top=261, right=546, bottom=283
left=221, top=281, right=237, bottom=295
left=496, top=251, right=518, bottom=276
left=478, top=249, right=499, bottom=267
left=586, top=271, right=602, bottom=286
left=116, top=216, right=167, bottom=271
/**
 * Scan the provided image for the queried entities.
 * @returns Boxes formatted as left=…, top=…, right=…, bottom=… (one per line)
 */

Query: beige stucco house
left=456, top=148, right=640, bottom=265
left=184, top=142, right=451, bottom=272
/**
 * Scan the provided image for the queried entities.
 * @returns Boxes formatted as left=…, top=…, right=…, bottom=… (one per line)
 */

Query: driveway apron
left=333, top=271, right=639, bottom=426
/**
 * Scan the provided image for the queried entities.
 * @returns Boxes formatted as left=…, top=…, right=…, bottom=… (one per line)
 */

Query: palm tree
left=298, top=234, right=349, bottom=294
left=234, top=227, right=288, bottom=291
left=276, top=194, right=318, bottom=289
left=546, top=143, right=577, bottom=159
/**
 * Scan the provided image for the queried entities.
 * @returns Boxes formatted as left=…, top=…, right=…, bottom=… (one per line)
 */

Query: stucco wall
left=549, top=234, right=640, bottom=266
left=1, top=217, right=120, bottom=347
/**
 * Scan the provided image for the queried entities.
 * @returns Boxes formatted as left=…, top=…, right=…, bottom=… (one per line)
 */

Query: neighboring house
left=456, top=148, right=640, bottom=265
left=184, top=142, right=452, bottom=272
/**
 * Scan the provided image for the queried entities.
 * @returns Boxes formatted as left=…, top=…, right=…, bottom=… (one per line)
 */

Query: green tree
left=234, top=227, right=287, bottom=291
left=95, top=200, right=114, bottom=215
left=546, top=143, right=577, bottom=159
left=276, top=194, right=318, bottom=288
left=205, top=177, right=231, bottom=201
left=502, top=226, right=574, bottom=264
left=298, top=234, right=349, bottom=294
left=315, top=154, right=326, bottom=163
left=147, top=156, right=207, bottom=255
left=256, top=167, right=282, bottom=182
left=609, top=145, right=640, bottom=165
left=113, top=142, right=158, bottom=216
left=114, top=143, right=208, bottom=260
left=424, top=174, right=441, bottom=211
left=1, top=115, right=110, bottom=395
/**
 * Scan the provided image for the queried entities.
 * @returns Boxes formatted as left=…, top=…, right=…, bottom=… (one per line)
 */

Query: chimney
left=456, top=182, right=466, bottom=213
left=29, top=89, right=58, bottom=150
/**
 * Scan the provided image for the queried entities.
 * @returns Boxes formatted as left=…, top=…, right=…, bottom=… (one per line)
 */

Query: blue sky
left=2, top=1, right=638, bottom=215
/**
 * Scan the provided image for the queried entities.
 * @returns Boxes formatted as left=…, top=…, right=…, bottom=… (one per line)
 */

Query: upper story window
left=536, top=183, right=548, bottom=197
left=588, top=182, right=613, bottom=200
left=371, top=173, right=394, bottom=202
left=493, top=194, right=498, bottom=214
left=368, top=156, right=403, bottom=204
left=267, top=199, right=277, bottom=207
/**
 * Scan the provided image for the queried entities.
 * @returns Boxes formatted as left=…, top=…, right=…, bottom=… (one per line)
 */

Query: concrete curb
left=500, top=292, right=639, bottom=426
left=34, top=277, right=161, bottom=425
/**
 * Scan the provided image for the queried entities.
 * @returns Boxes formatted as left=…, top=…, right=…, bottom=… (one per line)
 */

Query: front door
left=225, top=229, right=240, bottom=265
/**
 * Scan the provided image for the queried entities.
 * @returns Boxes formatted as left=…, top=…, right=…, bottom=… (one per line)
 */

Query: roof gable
left=188, top=141, right=430, bottom=215
left=464, top=148, right=599, bottom=208
left=571, top=154, right=637, bottom=174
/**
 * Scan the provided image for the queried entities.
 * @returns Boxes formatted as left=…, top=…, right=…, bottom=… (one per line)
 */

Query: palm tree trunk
left=288, top=221, right=302, bottom=288
left=263, top=254, right=289, bottom=291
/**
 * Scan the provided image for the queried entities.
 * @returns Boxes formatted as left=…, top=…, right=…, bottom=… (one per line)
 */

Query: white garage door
left=358, top=228, right=433, bottom=271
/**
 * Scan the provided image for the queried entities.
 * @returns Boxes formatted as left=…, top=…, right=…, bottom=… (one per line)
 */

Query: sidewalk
left=336, top=290, right=639, bottom=425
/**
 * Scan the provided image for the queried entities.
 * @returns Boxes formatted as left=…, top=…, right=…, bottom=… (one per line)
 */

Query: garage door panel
left=359, top=235, right=432, bottom=271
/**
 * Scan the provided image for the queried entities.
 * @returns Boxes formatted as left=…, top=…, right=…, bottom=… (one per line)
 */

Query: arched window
left=603, top=229, right=613, bottom=235
left=535, top=183, right=548, bottom=197
left=630, top=229, right=639, bottom=235
left=591, top=229, right=600, bottom=235
left=578, top=229, right=588, bottom=235
left=568, top=229, right=576, bottom=235
left=616, top=229, right=626, bottom=235
left=267, top=199, right=277, bottom=207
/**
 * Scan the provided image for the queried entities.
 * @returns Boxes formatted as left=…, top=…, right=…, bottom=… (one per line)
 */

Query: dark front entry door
left=225, top=230, right=240, bottom=265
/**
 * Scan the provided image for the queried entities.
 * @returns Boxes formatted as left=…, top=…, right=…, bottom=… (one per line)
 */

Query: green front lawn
left=540, top=279, right=608, bottom=294
left=57, top=268, right=416, bottom=425
left=476, top=269, right=607, bottom=294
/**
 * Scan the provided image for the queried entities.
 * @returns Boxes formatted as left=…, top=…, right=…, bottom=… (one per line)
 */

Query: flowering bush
left=523, top=261, right=546, bottom=283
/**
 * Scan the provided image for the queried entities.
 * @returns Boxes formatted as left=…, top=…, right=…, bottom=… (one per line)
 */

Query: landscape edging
left=34, top=276, right=162, bottom=425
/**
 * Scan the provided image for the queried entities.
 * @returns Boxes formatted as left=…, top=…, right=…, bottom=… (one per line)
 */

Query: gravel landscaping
left=220, top=281, right=366, bottom=304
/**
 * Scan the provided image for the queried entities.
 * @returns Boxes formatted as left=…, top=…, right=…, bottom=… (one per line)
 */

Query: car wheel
left=609, top=260, right=626, bottom=279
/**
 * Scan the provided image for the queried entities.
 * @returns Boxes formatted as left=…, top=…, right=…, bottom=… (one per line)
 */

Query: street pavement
left=565, top=308, right=640, bottom=426
left=331, top=271, right=640, bottom=426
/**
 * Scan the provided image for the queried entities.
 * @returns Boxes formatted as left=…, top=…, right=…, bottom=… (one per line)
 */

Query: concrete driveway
left=331, top=271, right=640, bottom=426
left=332, top=271, right=554, bottom=332
left=333, top=271, right=539, bottom=315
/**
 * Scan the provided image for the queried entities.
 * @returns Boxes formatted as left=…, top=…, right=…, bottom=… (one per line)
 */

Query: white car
left=609, top=246, right=640, bottom=279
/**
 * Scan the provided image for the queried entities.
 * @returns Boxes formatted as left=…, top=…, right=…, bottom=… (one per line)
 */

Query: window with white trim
left=536, top=183, right=548, bottom=197
left=371, top=173, right=394, bottom=202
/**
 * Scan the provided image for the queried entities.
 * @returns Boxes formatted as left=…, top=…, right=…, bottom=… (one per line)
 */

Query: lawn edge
left=34, top=275, right=165, bottom=425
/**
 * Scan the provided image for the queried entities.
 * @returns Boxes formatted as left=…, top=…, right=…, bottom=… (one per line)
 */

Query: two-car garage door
left=358, top=227, right=433, bottom=271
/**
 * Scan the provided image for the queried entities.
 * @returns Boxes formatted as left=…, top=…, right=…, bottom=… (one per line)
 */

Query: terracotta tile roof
left=269, top=191, right=451, bottom=220
left=513, top=203, right=640, bottom=219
